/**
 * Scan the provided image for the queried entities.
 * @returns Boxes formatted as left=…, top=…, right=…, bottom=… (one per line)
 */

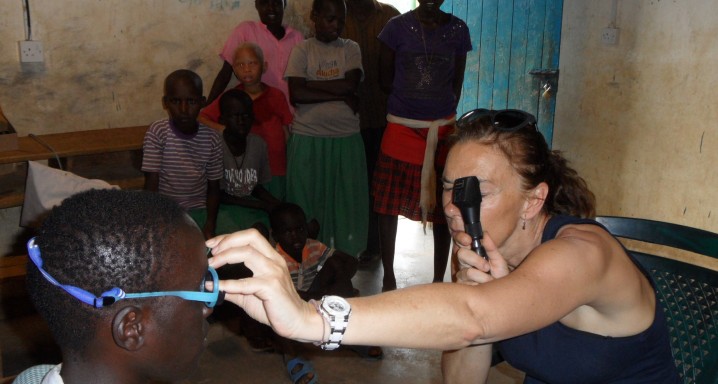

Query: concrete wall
left=555, top=0, right=718, bottom=232
left=0, top=0, right=312, bottom=255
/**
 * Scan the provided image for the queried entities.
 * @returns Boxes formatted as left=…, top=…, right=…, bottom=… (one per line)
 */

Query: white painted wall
left=555, top=0, right=718, bottom=232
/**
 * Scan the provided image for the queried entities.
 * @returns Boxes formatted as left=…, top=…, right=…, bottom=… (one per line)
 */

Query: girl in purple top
left=375, top=0, right=472, bottom=290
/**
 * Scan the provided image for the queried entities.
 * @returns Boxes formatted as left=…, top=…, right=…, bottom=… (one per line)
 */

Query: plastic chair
left=596, top=216, right=718, bottom=384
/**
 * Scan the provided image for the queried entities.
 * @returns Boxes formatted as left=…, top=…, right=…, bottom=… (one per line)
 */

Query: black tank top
left=497, top=215, right=681, bottom=384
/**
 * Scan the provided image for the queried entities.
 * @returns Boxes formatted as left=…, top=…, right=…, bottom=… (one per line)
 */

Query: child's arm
left=452, top=54, right=469, bottom=109
left=204, top=179, right=220, bottom=239
left=207, top=62, right=234, bottom=105
left=378, top=42, right=395, bottom=95
left=144, top=172, right=159, bottom=192
left=220, top=185, right=280, bottom=212
left=323, top=250, right=359, bottom=282
left=198, top=115, right=225, bottom=132
left=287, top=76, right=352, bottom=104
left=303, top=68, right=362, bottom=96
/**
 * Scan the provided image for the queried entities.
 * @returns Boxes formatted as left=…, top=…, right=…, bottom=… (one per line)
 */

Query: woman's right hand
left=453, top=231, right=511, bottom=284
left=206, top=229, right=321, bottom=342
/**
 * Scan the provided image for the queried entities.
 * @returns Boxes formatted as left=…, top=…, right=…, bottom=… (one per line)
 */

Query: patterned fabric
left=276, top=238, right=335, bottom=291
left=141, top=119, right=223, bottom=210
left=219, top=21, right=303, bottom=108
left=220, top=134, right=272, bottom=198
left=12, top=364, right=58, bottom=384
left=284, top=37, right=363, bottom=138
left=379, top=121, right=452, bottom=165
left=341, top=0, right=400, bottom=131
left=200, top=83, right=293, bottom=176
left=372, top=152, right=446, bottom=224
left=378, top=11, right=472, bottom=120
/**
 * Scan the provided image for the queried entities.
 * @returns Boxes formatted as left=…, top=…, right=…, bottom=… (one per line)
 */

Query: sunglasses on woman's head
left=456, top=109, right=537, bottom=132
left=27, top=238, right=224, bottom=309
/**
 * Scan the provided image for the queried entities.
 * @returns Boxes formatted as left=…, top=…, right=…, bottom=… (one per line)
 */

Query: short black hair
left=219, top=89, right=254, bottom=117
left=269, top=202, right=306, bottom=231
left=26, top=189, right=192, bottom=353
left=311, top=0, right=345, bottom=13
left=163, top=69, right=203, bottom=96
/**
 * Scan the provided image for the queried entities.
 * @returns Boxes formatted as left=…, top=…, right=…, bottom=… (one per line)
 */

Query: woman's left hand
left=453, top=231, right=511, bottom=284
left=206, top=230, right=319, bottom=342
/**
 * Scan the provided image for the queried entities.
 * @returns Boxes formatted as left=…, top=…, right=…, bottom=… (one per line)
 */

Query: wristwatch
left=314, top=295, right=352, bottom=350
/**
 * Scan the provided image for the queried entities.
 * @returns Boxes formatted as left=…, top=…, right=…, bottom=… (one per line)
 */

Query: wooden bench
left=0, top=126, right=148, bottom=209
left=0, top=126, right=148, bottom=278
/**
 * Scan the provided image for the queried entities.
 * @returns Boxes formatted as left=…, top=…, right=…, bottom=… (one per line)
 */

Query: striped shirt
left=141, top=119, right=223, bottom=210
left=277, top=239, right=335, bottom=291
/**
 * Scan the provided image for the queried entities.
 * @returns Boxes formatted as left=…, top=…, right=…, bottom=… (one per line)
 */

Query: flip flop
left=286, top=356, right=318, bottom=384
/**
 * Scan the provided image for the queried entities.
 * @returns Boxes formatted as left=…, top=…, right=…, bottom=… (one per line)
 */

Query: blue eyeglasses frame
left=27, top=238, right=222, bottom=309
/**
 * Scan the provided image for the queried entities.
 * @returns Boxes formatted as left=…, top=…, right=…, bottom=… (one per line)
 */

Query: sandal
left=286, top=356, right=318, bottom=384
left=348, top=345, right=384, bottom=360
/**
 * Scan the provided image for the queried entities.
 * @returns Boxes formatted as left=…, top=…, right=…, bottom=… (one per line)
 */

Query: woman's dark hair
left=449, top=115, right=596, bottom=218
left=26, top=189, right=191, bottom=353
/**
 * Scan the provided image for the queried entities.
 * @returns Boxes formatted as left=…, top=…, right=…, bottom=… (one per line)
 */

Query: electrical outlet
left=18, top=40, right=44, bottom=63
left=601, top=27, right=619, bottom=45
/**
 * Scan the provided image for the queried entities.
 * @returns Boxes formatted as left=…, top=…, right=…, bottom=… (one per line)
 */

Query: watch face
left=324, top=296, right=349, bottom=315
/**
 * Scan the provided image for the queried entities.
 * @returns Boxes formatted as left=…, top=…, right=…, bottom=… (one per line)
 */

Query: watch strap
left=310, top=296, right=351, bottom=350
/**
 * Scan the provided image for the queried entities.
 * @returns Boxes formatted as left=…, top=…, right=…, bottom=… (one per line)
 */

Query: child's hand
left=344, top=94, right=359, bottom=115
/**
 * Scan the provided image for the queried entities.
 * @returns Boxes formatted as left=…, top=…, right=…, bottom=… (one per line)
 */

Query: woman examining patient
left=208, top=109, right=681, bottom=383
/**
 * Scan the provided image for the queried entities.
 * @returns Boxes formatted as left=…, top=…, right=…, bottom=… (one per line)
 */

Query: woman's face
left=442, top=141, right=527, bottom=253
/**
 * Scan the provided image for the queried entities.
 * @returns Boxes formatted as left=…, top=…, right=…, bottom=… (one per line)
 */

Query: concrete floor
left=0, top=217, right=525, bottom=383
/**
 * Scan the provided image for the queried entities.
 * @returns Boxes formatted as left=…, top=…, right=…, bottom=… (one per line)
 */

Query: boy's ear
left=112, top=306, right=146, bottom=352
left=262, top=61, right=268, bottom=74
left=161, top=96, right=168, bottom=110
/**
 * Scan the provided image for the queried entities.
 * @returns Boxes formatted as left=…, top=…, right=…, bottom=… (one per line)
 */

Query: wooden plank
left=537, top=0, right=563, bottom=144
left=478, top=0, right=499, bottom=108
left=491, top=0, right=514, bottom=108
left=460, top=0, right=483, bottom=114
left=525, top=0, right=548, bottom=119
left=0, top=126, right=147, bottom=165
left=0, top=255, right=28, bottom=280
left=507, top=0, right=532, bottom=111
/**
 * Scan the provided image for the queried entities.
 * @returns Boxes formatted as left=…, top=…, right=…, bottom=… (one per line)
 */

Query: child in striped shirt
left=142, top=69, right=223, bottom=239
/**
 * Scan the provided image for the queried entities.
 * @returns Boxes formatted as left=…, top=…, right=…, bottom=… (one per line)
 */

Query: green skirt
left=189, top=205, right=270, bottom=237
left=286, top=133, right=368, bottom=257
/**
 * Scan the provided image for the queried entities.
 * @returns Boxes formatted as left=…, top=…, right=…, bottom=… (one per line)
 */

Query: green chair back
left=596, top=216, right=718, bottom=384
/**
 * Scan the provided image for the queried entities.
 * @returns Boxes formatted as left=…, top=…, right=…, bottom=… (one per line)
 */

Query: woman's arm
left=207, top=227, right=620, bottom=350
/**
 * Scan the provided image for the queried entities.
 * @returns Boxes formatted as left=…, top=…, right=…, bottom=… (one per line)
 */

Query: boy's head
left=219, top=89, right=254, bottom=141
left=270, top=203, right=309, bottom=259
left=255, top=0, right=286, bottom=29
left=162, top=69, right=206, bottom=135
left=27, top=189, right=215, bottom=382
left=232, top=43, right=266, bottom=88
left=311, top=0, right=346, bottom=43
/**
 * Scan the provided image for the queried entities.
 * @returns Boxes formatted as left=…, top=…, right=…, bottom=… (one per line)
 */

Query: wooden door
left=442, top=0, right=563, bottom=143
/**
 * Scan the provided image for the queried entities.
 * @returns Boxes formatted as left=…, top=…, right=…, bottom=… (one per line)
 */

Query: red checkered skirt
left=372, top=152, right=447, bottom=224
